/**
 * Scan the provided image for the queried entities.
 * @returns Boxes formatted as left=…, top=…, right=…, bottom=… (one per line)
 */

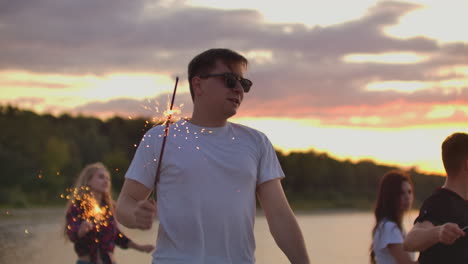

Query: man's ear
left=463, top=158, right=468, bottom=172
left=191, top=76, right=204, bottom=97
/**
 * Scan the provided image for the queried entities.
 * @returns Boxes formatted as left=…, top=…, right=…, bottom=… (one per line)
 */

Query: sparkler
left=62, top=187, right=111, bottom=230
left=150, top=76, right=179, bottom=200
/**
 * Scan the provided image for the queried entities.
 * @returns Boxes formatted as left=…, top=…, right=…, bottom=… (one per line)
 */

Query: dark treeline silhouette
left=0, top=105, right=444, bottom=208
left=278, top=152, right=443, bottom=209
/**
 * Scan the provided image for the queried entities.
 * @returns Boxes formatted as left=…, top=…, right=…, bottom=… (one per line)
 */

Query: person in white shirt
left=116, top=48, right=310, bottom=264
left=371, top=170, right=418, bottom=264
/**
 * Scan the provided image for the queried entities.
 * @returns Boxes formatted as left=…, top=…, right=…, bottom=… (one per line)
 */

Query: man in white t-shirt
left=116, top=48, right=310, bottom=264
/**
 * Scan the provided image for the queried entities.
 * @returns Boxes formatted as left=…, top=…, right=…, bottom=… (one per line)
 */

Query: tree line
left=0, top=105, right=444, bottom=208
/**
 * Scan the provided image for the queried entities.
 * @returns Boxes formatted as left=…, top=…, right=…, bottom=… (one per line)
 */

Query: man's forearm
left=116, top=194, right=137, bottom=228
left=270, top=214, right=310, bottom=264
left=404, top=226, right=439, bottom=252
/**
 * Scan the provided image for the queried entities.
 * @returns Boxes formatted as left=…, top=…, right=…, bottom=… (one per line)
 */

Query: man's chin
left=225, top=109, right=238, bottom=119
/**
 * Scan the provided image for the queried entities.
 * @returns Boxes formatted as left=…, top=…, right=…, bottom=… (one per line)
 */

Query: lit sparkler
left=149, top=77, right=179, bottom=200
left=62, top=187, right=111, bottom=230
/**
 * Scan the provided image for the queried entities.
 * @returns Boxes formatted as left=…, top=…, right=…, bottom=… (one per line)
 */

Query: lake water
left=0, top=208, right=418, bottom=264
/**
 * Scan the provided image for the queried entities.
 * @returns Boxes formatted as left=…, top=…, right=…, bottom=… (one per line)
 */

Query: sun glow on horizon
left=0, top=70, right=177, bottom=114
left=232, top=117, right=467, bottom=175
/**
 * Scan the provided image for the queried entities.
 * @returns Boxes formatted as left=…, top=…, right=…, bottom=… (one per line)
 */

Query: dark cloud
left=1, top=0, right=467, bottom=126
left=0, top=0, right=436, bottom=73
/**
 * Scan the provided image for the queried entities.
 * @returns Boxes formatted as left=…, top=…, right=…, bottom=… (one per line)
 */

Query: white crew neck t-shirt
left=125, top=120, right=285, bottom=264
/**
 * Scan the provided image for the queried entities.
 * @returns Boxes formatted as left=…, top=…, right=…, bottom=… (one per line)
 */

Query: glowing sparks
left=94, top=204, right=103, bottom=215
left=61, top=187, right=110, bottom=229
left=163, top=108, right=181, bottom=119
left=141, top=94, right=185, bottom=129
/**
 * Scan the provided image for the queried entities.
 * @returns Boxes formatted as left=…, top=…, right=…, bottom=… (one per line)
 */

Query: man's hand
left=137, top=243, right=155, bottom=253
left=134, top=199, right=157, bottom=230
left=437, top=223, right=465, bottom=245
left=116, top=179, right=154, bottom=229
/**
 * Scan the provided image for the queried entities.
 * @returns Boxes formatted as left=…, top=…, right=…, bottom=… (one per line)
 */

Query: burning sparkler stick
left=150, top=76, right=179, bottom=200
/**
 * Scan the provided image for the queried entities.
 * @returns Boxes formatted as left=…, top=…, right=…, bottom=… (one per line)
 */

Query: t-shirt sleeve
left=414, top=195, right=443, bottom=225
left=256, top=132, right=285, bottom=185
left=374, top=221, right=404, bottom=250
left=124, top=127, right=162, bottom=189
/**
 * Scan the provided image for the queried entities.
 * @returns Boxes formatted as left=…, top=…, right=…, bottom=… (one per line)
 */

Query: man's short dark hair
left=442, top=132, right=468, bottom=176
left=188, top=48, right=248, bottom=100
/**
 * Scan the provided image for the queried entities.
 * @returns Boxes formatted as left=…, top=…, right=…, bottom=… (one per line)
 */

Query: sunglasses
left=199, top=72, right=252, bottom=93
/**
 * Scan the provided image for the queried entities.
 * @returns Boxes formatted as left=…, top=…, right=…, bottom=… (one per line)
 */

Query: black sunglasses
left=199, top=72, right=252, bottom=93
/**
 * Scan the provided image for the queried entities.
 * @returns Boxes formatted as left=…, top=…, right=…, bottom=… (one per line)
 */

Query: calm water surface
left=0, top=208, right=417, bottom=264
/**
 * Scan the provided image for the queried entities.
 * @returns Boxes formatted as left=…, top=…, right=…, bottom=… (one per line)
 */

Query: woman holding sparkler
left=370, top=170, right=417, bottom=264
left=64, top=162, right=154, bottom=264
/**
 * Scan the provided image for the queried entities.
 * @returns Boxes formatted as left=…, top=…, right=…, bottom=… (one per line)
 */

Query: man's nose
left=232, top=81, right=244, bottom=93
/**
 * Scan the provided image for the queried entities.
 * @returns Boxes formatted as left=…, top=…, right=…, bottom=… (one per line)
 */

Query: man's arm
left=403, top=221, right=465, bottom=252
left=116, top=178, right=156, bottom=230
left=127, top=240, right=155, bottom=253
left=257, top=179, right=310, bottom=264
left=387, top=243, right=417, bottom=264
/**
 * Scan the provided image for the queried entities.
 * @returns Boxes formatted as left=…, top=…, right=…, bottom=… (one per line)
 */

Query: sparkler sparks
left=61, top=187, right=110, bottom=229
left=141, top=92, right=185, bottom=128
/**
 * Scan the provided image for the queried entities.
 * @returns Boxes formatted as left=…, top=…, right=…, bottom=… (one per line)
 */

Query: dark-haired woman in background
left=370, top=170, right=418, bottom=264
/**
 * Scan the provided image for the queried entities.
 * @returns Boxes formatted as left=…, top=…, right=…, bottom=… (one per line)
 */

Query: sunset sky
left=1, top=0, right=467, bottom=174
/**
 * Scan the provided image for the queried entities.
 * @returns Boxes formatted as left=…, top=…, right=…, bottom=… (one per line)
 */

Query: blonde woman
left=65, top=162, right=154, bottom=264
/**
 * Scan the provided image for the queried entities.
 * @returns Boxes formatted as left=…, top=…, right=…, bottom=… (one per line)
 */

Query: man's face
left=196, top=61, right=246, bottom=119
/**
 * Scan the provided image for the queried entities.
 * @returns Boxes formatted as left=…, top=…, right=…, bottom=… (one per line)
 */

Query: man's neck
left=443, top=173, right=468, bottom=199
left=190, top=111, right=228, bottom=128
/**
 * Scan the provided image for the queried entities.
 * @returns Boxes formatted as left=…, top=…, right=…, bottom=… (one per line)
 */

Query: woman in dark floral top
left=65, top=162, right=154, bottom=264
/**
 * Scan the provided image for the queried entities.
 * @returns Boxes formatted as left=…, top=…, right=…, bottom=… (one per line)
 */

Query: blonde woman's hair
left=63, top=162, right=113, bottom=240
